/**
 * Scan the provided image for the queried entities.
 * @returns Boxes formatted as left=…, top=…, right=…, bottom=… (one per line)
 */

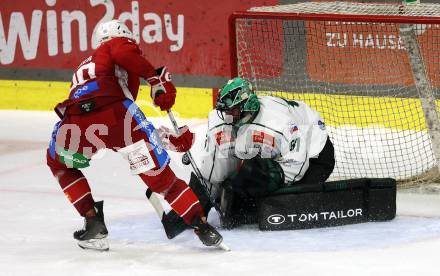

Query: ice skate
left=192, top=217, right=230, bottom=251
left=73, top=201, right=109, bottom=251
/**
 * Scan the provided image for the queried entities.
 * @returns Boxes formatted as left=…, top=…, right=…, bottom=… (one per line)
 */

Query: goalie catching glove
left=147, top=66, right=177, bottom=111
left=157, top=125, right=195, bottom=152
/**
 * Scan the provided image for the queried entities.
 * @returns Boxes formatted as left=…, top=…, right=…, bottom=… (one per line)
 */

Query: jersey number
left=71, top=61, right=96, bottom=91
left=290, top=138, right=300, bottom=152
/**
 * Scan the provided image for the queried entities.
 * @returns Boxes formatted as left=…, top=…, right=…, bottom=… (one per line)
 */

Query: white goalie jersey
left=200, top=96, right=329, bottom=185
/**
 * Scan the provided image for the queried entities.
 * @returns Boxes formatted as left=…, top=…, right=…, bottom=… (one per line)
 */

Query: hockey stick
left=145, top=189, right=188, bottom=239
left=166, top=110, right=230, bottom=251
left=166, top=110, right=222, bottom=214
left=142, top=112, right=208, bottom=240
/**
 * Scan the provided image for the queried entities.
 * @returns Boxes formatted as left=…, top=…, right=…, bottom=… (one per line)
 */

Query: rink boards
left=0, top=79, right=437, bottom=131
left=0, top=80, right=213, bottom=119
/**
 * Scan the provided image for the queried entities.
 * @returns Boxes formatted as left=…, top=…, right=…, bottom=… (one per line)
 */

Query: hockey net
left=229, top=2, right=440, bottom=188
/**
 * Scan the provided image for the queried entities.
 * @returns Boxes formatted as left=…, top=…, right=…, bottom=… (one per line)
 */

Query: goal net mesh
left=231, top=2, right=440, bottom=187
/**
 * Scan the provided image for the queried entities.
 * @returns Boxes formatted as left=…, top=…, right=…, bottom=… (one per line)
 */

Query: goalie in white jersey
left=199, top=77, right=335, bottom=228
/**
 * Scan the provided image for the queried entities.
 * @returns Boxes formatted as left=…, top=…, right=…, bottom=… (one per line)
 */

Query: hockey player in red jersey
left=46, top=20, right=223, bottom=251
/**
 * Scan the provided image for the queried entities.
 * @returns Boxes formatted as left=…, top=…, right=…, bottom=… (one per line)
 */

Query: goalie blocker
left=258, top=178, right=396, bottom=230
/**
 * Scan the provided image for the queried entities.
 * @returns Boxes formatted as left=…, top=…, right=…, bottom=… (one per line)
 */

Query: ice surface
left=1, top=110, right=440, bottom=276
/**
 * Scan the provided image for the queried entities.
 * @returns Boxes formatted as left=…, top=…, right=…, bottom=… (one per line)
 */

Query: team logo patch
left=128, top=149, right=153, bottom=170
left=252, top=130, right=275, bottom=147
left=215, top=130, right=234, bottom=145
left=267, top=214, right=286, bottom=225
left=119, top=141, right=156, bottom=174
left=71, top=81, right=99, bottom=99
left=318, top=120, right=326, bottom=130
left=290, top=124, right=299, bottom=134
left=79, top=100, right=95, bottom=113
left=56, top=147, right=90, bottom=169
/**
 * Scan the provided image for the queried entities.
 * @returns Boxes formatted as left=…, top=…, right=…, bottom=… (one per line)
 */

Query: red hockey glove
left=146, top=66, right=177, bottom=111
left=157, top=125, right=195, bottom=152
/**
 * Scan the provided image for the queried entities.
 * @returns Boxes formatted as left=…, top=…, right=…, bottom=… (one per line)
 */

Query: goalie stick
left=166, top=110, right=222, bottom=213
left=145, top=189, right=188, bottom=239
left=143, top=114, right=221, bottom=240
left=144, top=111, right=229, bottom=250
left=166, top=110, right=230, bottom=251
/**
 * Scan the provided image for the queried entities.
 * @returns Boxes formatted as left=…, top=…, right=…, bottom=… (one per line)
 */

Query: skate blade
left=78, top=238, right=109, bottom=251
left=217, top=242, right=231, bottom=251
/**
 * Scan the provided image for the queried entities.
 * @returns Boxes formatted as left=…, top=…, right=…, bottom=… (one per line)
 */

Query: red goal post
left=228, top=2, right=440, bottom=187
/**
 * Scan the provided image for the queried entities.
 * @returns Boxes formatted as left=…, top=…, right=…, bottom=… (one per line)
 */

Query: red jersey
left=55, top=37, right=156, bottom=117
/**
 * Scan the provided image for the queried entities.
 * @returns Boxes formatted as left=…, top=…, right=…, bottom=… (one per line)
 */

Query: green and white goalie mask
left=215, top=77, right=260, bottom=126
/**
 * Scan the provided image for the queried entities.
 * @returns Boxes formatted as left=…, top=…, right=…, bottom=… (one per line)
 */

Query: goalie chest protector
left=257, top=178, right=396, bottom=230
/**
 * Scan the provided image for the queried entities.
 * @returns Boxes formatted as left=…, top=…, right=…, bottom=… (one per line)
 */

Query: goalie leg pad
left=257, top=178, right=396, bottom=231
left=215, top=157, right=285, bottom=229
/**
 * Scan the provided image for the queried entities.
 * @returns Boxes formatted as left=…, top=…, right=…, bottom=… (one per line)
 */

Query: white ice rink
left=1, top=110, right=440, bottom=276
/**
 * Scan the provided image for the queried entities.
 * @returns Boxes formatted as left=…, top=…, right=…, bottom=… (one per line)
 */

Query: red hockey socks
left=164, top=177, right=204, bottom=225
left=50, top=167, right=95, bottom=217
left=139, top=165, right=204, bottom=224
